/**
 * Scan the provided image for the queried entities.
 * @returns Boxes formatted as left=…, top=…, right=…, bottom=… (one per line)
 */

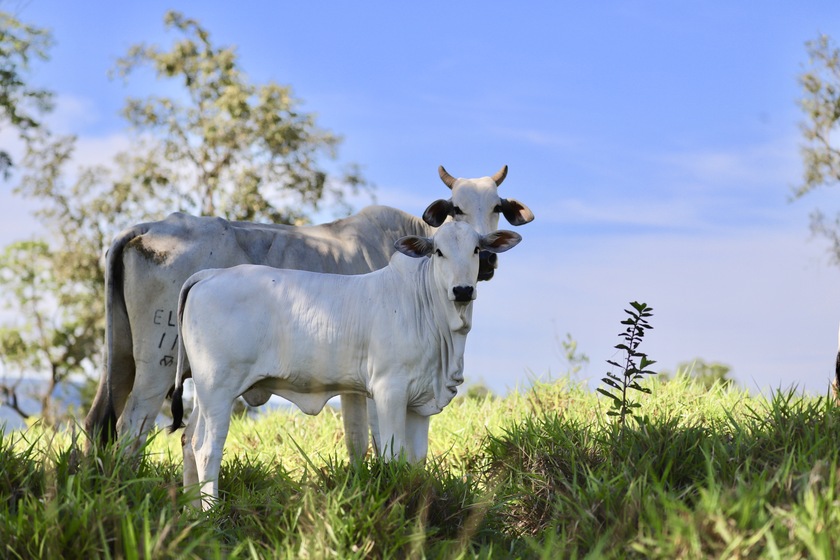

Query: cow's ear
left=395, top=235, right=434, bottom=258
left=480, top=230, right=522, bottom=254
left=500, top=198, right=535, bottom=226
left=423, top=199, right=452, bottom=227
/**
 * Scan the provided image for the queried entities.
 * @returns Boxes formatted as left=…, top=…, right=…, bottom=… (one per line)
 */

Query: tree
left=111, top=10, right=367, bottom=224
left=0, top=240, right=98, bottom=424
left=0, top=10, right=53, bottom=178
left=661, top=358, right=733, bottom=390
left=1, top=10, right=369, bottom=423
left=797, top=34, right=840, bottom=262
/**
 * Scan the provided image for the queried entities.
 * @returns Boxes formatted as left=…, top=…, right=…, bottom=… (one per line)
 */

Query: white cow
left=85, top=165, right=534, bottom=457
left=170, top=221, right=522, bottom=509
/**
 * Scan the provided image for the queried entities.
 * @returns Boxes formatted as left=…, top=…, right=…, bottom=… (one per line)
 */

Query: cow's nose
left=478, top=251, right=497, bottom=282
left=452, top=285, right=474, bottom=302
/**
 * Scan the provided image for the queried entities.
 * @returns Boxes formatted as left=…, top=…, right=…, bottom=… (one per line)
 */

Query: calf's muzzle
left=452, top=285, right=474, bottom=302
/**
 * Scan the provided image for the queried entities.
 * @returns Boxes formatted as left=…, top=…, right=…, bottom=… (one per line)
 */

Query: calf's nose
left=452, top=285, right=474, bottom=302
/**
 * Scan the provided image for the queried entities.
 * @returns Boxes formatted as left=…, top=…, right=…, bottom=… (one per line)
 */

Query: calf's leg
left=340, top=393, right=369, bottom=461
left=374, top=388, right=408, bottom=460
left=405, top=411, right=430, bottom=463
left=367, top=397, right=382, bottom=455
left=191, top=398, right=234, bottom=511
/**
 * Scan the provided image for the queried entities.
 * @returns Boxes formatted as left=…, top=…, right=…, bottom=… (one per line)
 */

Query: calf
left=170, top=221, right=521, bottom=509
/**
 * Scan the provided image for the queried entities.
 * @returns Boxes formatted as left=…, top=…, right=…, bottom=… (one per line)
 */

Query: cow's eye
left=452, top=206, right=464, bottom=216
left=435, top=249, right=443, bottom=257
left=474, top=247, right=480, bottom=254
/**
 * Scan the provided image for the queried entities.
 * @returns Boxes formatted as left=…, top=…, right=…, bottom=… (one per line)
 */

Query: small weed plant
left=598, top=301, right=658, bottom=428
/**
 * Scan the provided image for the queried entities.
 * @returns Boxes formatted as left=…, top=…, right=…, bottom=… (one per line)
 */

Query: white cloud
left=650, top=137, right=801, bottom=192
left=486, top=125, right=581, bottom=150
left=72, top=132, right=132, bottom=169
left=49, top=94, right=102, bottom=135
left=538, top=196, right=712, bottom=230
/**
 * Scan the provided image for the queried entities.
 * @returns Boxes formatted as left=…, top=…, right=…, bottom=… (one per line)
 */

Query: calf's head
left=395, top=222, right=521, bottom=327
left=422, top=165, right=534, bottom=281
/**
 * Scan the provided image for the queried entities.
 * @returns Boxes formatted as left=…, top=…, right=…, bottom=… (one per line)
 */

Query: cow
left=170, top=221, right=522, bottom=509
left=85, top=165, right=534, bottom=457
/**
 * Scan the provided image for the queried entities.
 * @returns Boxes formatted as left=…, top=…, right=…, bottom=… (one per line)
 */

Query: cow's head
left=422, top=165, right=534, bottom=282
left=396, top=221, right=522, bottom=330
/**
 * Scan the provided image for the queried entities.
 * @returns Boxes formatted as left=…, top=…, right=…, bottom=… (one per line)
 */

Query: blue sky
left=3, top=1, right=840, bottom=397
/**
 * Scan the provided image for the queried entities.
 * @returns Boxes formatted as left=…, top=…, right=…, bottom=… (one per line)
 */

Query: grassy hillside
left=2, top=375, right=840, bottom=558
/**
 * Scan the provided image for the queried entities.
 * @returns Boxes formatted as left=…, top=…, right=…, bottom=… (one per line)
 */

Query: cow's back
left=240, top=205, right=433, bottom=274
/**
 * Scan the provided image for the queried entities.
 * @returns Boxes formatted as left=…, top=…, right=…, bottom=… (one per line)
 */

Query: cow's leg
left=115, top=363, right=172, bottom=452
left=192, top=397, right=233, bottom=511
left=84, top=345, right=135, bottom=448
left=405, top=411, right=430, bottom=464
left=367, top=397, right=381, bottom=456
left=340, top=393, right=369, bottom=462
left=374, top=389, right=408, bottom=461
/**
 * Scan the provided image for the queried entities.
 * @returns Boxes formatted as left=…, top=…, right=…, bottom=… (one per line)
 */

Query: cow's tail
left=85, top=223, right=151, bottom=449
left=170, top=270, right=212, bottom=433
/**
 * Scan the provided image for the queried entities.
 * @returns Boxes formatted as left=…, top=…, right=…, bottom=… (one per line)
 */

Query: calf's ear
left=480, top=230, right=522, bottom=254
left=423, top=199, right=453, bottom=227
left=500, top=198, right=535, bottom=226
left=395, top=235, right=434, bottom=258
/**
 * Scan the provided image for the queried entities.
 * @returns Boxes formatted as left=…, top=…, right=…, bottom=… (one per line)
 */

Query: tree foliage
left=0, top=240, right=98, bottom=424
left=0, top=10, right=53, bottom=178
left=797, top=34, right=840, bottom=262
left=110, top=10, right=367, bottom=224
left=678, top=359, right=732, bottom=390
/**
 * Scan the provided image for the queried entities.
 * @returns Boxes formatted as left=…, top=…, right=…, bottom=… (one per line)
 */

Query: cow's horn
left=438, top=165, right=457, bottom=189
left=492, top=165, right=508, bottom=187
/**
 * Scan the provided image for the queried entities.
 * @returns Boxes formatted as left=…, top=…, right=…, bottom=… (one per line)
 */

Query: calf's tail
left=169, top=271, right=208, bottom=433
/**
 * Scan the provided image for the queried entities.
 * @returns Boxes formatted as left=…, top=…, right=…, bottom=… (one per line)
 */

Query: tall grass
left=3, top=375, right=840, bottom=558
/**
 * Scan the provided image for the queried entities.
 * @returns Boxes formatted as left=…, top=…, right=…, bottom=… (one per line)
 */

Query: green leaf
left=640, top=357, right=657, bottom=369
left=601, top=379, right=622, bottom=390
left=597, top=388, right=618, bottom=400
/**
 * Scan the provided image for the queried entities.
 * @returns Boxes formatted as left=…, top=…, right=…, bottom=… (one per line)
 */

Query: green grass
left=3, top=374, right=840, bottom=558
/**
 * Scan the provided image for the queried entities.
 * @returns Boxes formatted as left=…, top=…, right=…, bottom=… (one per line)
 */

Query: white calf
left=170, top=221, right=521, bottom=509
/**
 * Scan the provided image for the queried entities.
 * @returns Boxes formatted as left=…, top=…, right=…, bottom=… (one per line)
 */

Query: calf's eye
left=435, top=249, right=443, bottom=257
left=474, top=247, right=480, bottom=254
left=452, top=206, right=464, bottom=216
